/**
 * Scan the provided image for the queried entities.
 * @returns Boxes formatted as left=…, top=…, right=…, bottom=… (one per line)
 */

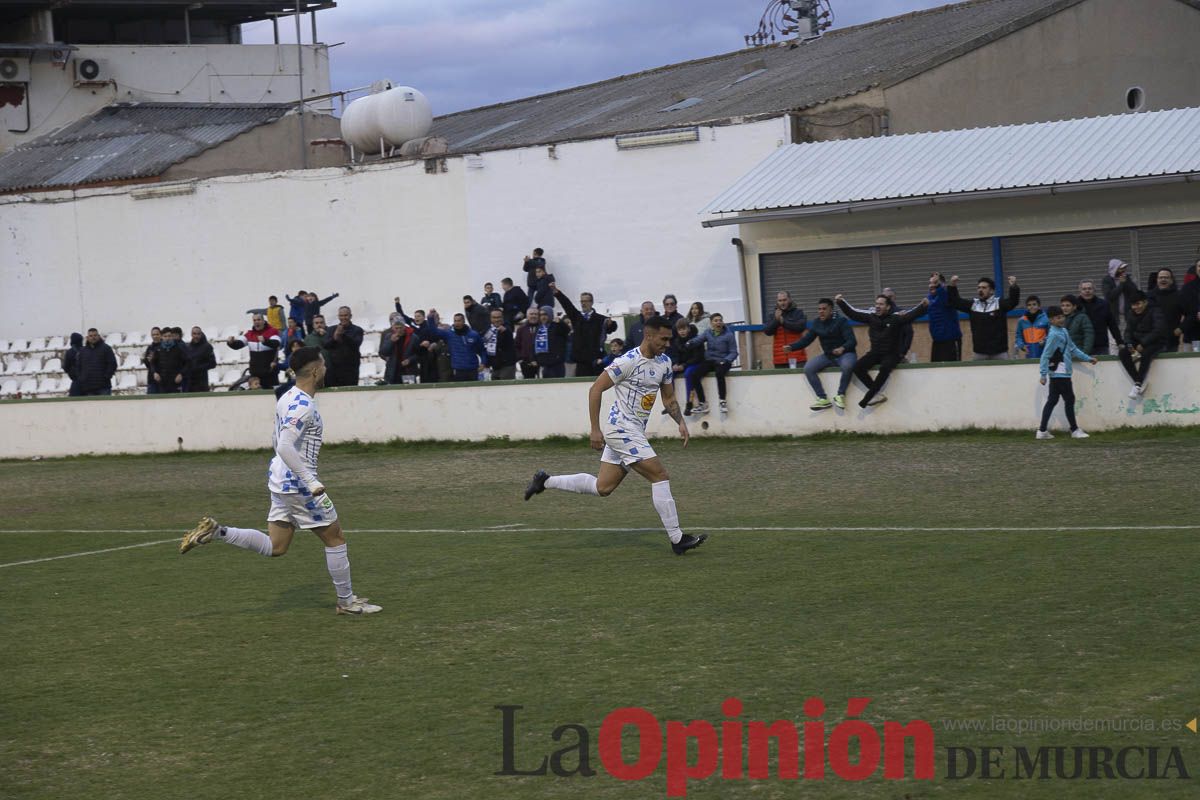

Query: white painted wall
left=0, top=44, right=331, bottom=151
left=2, top=359, right=1196, bottom=459
left=0, top=118, right=787, bottom=341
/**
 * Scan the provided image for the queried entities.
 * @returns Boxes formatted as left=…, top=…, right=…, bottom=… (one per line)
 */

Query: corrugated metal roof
left=701, top=107, right=1200, bottom=219
left=0, top=103, right=294, bottom=192
left=428, top=0, right=1093, bottom=153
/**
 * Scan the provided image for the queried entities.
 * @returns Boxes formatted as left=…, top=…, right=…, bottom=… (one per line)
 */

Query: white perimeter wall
left=2, top=359, right=1196, bottom=459
left=0, top=118, right=787, bottom=341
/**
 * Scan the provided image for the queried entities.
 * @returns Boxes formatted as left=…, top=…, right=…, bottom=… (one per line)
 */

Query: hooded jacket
left=430, top=324, right=485, bottom=371
left=926, top=284, right=963, bottom=342
left=1125, top=305, right=1167, bottom=353
left=62, top=332, right=84, bottom=382
left=669, top=324, right=705, bottom=368
left=948, top=282, right=1020, bottom=355
left=186, top=334, right=217, bottom=386
left=688, top=326, right=738, bottom=364
left=762, top=304, right=808, bottom=365
left=836, top=299, right=927, bottom=355
left=786, top=312, right=857, bottom=357
left=1040, top=326, right=1093, bottom=379
left=76, top=337, right=118, bottom=393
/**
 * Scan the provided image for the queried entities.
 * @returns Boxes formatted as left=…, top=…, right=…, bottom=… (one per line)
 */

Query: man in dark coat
left=185, top=326, right=217, bottom=392
left=500, top=278, right=529, bottom=326
left=482, top=309, right=518, bottom=380
left=322, top=305, right=364, bottom=388
left=76, top=328, right=118, bottom=396
left=553, top=283, right=609, bottom=377
left=153, top=326, right=191, bottom=393
left=836, top=294, right=929, bottom=408
left=462, top=295, right=491, bottom=334
left=62, top=332, right=84, bottom=396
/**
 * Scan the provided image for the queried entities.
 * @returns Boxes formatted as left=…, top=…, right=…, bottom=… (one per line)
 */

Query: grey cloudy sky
left=244, top=0, right=949, bottom=115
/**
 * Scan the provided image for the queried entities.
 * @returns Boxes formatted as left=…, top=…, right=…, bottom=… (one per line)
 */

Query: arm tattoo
left=664, top=398, right=685, bottom=425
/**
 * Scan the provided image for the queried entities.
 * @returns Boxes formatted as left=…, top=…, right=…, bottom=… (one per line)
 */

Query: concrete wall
left=0, top=44, right=331, bottom=151
left=883, top=0, right=1200, bottom=134
left=1, top=356, right=1196, bottom=459
left=734, top=182, right=1200, bottom=324
left=0, top=117, right=786, bottom=341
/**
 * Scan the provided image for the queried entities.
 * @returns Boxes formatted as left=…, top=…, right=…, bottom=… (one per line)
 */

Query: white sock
left=218, top=525, right=273, bottom=557
left=325, top=543, right=353, bottom=601
left=651, top=480, right=683, bottom=544
left=546, top=474, right=600, bottom=495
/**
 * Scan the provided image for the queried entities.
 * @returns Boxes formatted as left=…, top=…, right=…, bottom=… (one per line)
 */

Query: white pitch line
left=0, top=538, right=179, bottom=568
left=1, top=525, right=1198, bottom=536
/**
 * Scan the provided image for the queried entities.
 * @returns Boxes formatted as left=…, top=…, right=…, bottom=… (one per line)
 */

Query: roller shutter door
left=1136, top=222, right=1200, bottom=279
left=1001, top=229, right=1132, bottom=304
left=759, top=248, right=875, bottom=318
left=878, top=239, right=994, bottom=308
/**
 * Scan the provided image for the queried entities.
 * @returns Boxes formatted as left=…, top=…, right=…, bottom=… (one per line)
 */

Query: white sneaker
left=1035, top=430, right=1054, bottom=440
left=1136, top=382, right=1147, bottom=395
left=719, top=400, right=728, bottom=419
left=1128, top=385, right=1140, bottom=399
left=180, top=516, right=219, bottom=554
left=692, top=403, right=709, bottom=415
left=1070, top=429, right=1090, bottom=439
left=336, top=595, right=382, bottom=615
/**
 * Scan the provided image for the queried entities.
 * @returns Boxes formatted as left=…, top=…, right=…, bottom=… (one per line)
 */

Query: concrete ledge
left=2, top=355, right=1197, bottom=458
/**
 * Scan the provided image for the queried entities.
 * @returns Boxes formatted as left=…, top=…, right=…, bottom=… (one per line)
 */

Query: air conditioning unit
left=74, top=57, right=108, bottom=84
left=0, top=58, right=30, bottom=83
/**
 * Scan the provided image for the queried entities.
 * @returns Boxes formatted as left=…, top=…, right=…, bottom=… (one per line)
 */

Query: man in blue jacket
left=784, top=298, right=857, bottom=410
left=926, top=272, right=962, bottom=362
left=427, top=313, right=485, bottom=382
left=687, top=313, right=738, bottom=419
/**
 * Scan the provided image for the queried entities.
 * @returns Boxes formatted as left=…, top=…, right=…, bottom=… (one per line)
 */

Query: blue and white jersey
left=604, top=348, right=674, bottom=430
left=268, top=386, right=323, bottom=494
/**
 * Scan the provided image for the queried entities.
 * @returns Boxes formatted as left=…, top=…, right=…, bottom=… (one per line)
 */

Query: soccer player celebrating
left=178, top=346, right=381, bottom=615
left=523, top=316, right=707, bottom=555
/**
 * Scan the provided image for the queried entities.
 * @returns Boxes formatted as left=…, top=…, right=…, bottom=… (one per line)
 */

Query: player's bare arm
left=660, top=381, right=689, bottom=448
left=588, top=371, right=615, bottom=450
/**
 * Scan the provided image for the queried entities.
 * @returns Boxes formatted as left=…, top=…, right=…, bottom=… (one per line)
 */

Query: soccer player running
left=523, top=315, right=707, bottom=555
left=178, top=346, right=381, bottom=615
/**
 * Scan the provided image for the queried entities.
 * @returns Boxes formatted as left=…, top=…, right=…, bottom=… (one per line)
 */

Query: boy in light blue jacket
left=1036, top=305, right=1098, bottom=440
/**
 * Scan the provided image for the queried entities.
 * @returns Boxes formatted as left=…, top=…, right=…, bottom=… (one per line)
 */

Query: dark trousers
left=451, top=368, right=479, bottom=383
left=573, top=359, right=603, bottom=378
left=694, top=360, right=732, bottom=400
left=1040, top=377, right=1078, bottom=432
left=80, top=387, right=112, bottom=396
left=540, top=362, right=566, bottom=379
left=930, top=339, right=962, bottom=362
left=325, top=364, right=356, bottom=388
left=1118, top=347, right=1158, bottom=385
left=854, top=351, right=901, bottom=406
left=492, top=365, right=516, bottom=381
left=189, top=374, right=210, bottom=393
left=519, top=361, right=540, bottom=380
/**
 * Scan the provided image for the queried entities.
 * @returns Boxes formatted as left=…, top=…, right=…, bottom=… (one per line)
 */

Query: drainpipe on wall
left=732, top=236, right=755, bottom=369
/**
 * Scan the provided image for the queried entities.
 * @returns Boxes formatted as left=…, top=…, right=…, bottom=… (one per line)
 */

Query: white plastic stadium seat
left=55, top=376, right=74, bottom=394
left=123, top=331, right=147, bottom=347
left=219, top=325, right=243, bottom=341
left=208, top=368, right=223, bottom=387
left=40, top=357, right=62, bottom=374
left=44, top=336, right=66, bottom=352
left=104, top=332, right=123, bottom=347
left=1, top=359, right=21, bottom=377
left=119, top=353, right=140, bottom=371
left=22, top=357, right=42, bottom=375
left=0, top=379, right=17, bottom=397
left=37, top=377, right=60, bottom=395
left=222, top=367, right=246, bottom=387
left=115, top=373, right=138, bottom=393
left=26, top=337, right=47, bottom=352
left=17, top=377, right=38, bottom=396
left=358, top=362, right=380, bottom=383
left=0, top=340, right=10, bottom=354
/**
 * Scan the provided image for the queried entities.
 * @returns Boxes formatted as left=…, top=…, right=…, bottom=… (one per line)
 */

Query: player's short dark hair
left=501, top=277, right=513, bottom=285
left=533, top=247, right=544, bottom=256
left=1060, top=294, right=1077, bottom=305
left=1026, top=295, right=1040, bottom=304
left=817, top=297, right=834, bottom=307
left=87, top=327, right=98, bottom=334
left=643, top=315, right=674, bottom=332
left=172, top=327, right=184, bottom=336
left=463, top=295, right=474, bottom=302
left=1046, top=306, right=1064, bottom=318
left=1131, top=290, right=1148, bottom=303
left=977, top=277, right=996, bottom=288
left=289, top=346, right=324, bottom=375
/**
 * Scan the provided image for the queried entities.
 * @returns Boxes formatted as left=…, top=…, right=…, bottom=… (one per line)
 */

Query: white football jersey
left=604, top=348, right=674, bottom=430
left=268, top=386, right=324, bottom=494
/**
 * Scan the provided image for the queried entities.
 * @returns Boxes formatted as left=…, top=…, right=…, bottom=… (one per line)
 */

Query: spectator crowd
left=3, top=249, right=1197, bottom=416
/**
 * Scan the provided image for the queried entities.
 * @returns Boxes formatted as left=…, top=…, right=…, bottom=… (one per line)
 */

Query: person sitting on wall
left=835, top=293, right=929, bottom=408
left=784, top=297, right=857, bottom=411
left=1117, top=290, right=1167, bottom=399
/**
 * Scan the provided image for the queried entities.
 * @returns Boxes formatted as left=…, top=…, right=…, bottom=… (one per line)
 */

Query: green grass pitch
left=2, top=429, right=1198, bottom=799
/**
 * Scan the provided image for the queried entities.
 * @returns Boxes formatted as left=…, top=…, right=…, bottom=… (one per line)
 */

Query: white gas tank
left=340, top=86, right=433, bottom=154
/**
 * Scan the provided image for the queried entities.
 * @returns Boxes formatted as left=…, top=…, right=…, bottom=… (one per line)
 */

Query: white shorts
left=600, top=425, right=657, bottom=467
left=267, top=491, right=338, bottom=530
